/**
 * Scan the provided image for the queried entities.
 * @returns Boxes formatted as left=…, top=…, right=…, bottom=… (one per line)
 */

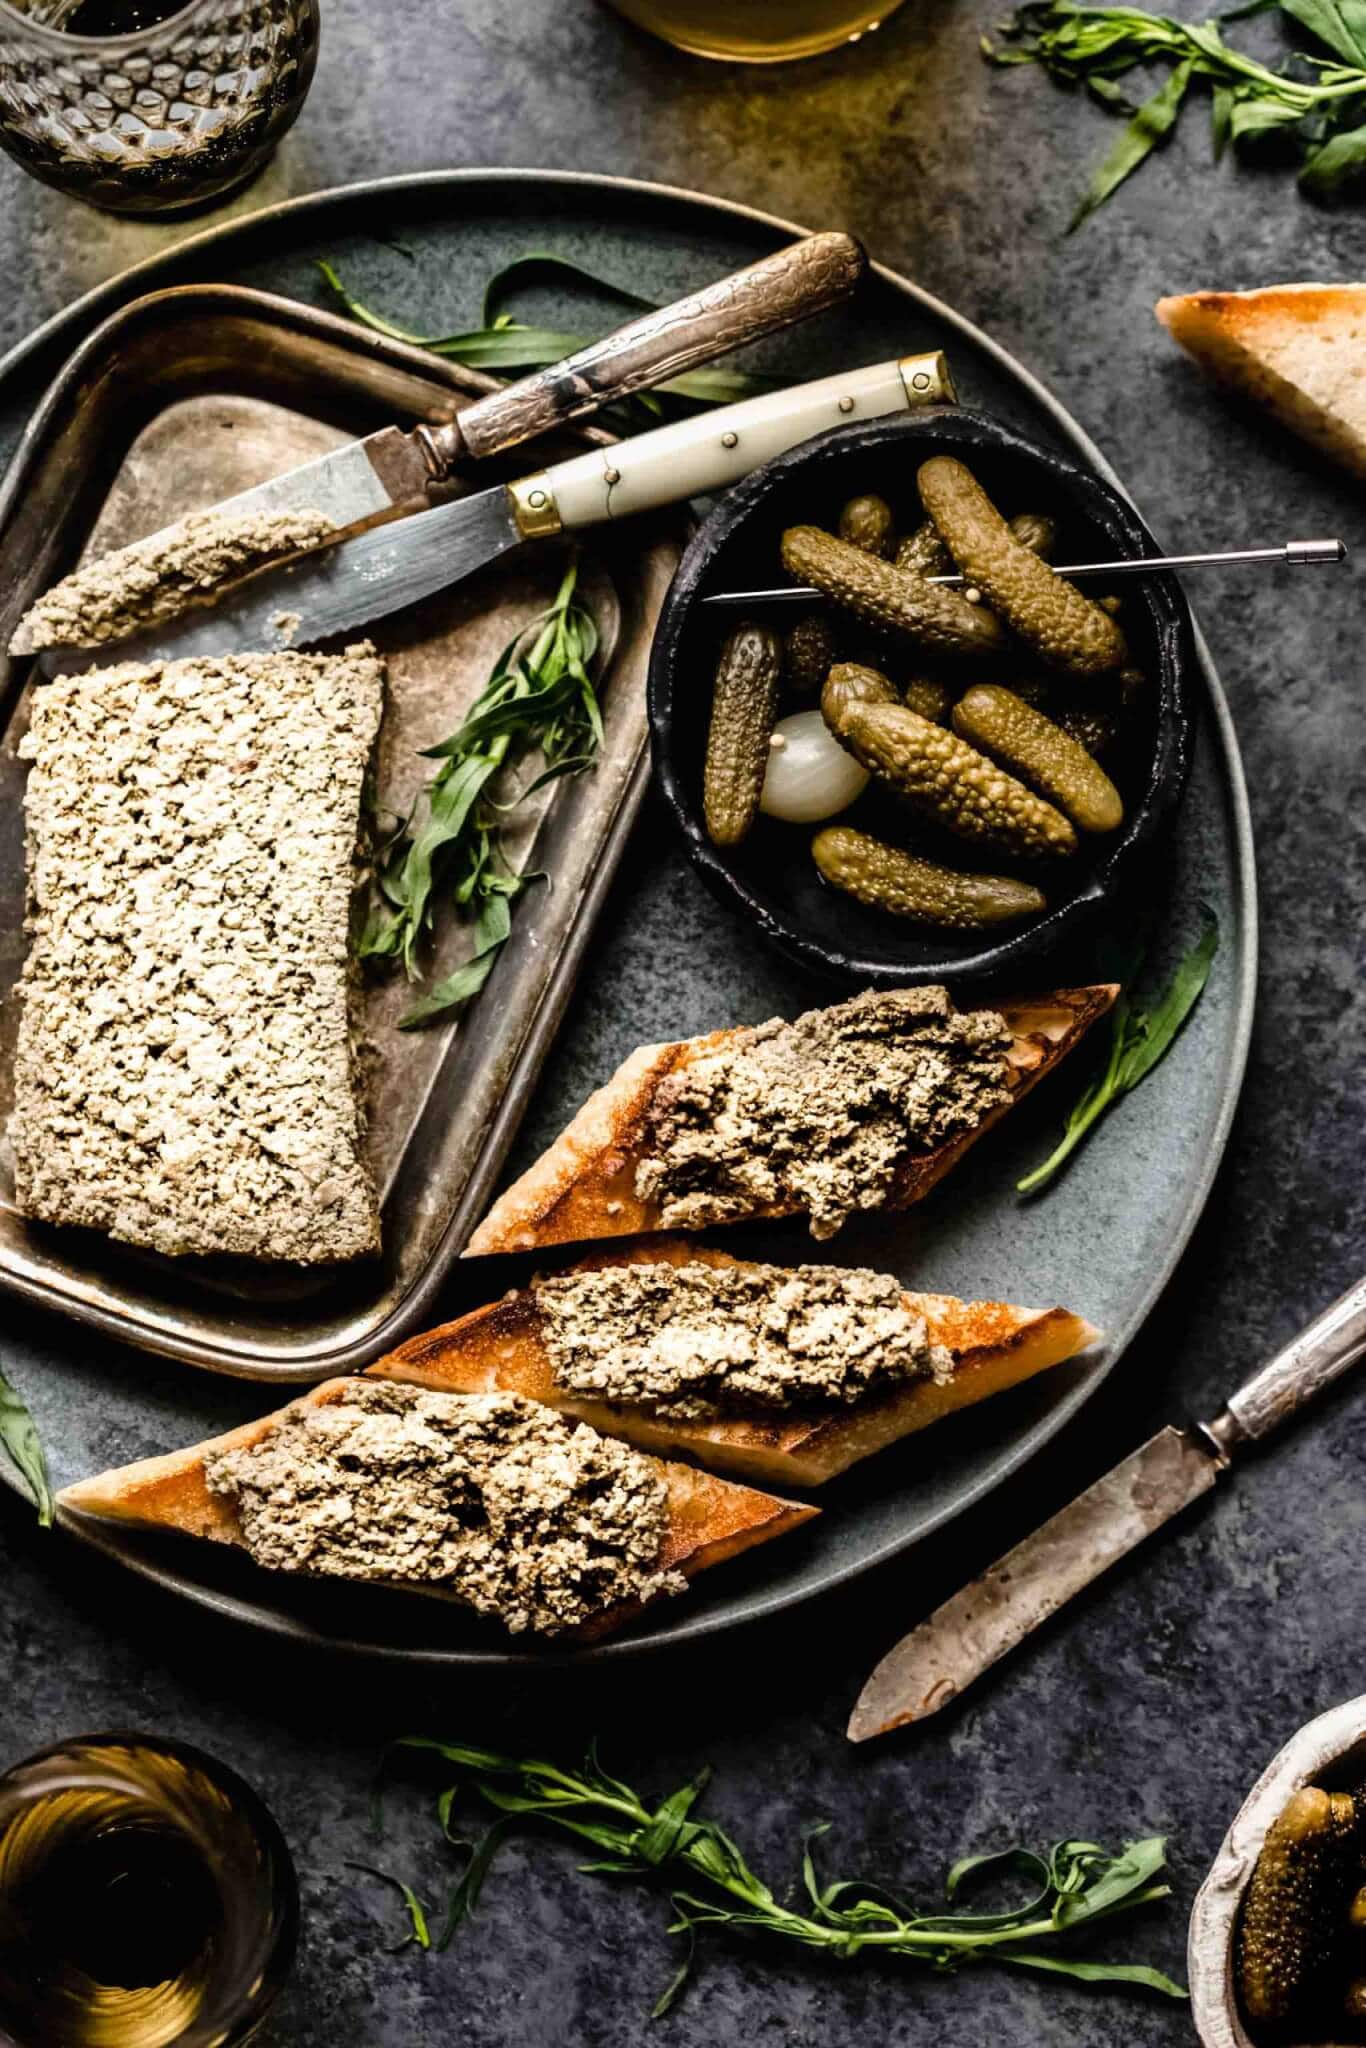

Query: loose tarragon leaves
left=330, top=250, right=774, bottom=1028
left=318, top=250, right=776, bottom=420
left=984, top=0, right=1366, bottom=224
left=1018, top=914, right=1218, bottom=1194
left=365, top=1739, right=1186, bottom=2017
left=0, top=1363, right=53, bottom=1526
left=359, top=561, right=604, bottom=1028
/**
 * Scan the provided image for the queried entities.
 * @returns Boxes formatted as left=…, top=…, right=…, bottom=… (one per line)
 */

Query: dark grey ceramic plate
left=0, top=171, right=1256, bottom=1666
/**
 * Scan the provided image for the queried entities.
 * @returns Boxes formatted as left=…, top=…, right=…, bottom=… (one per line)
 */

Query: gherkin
left=783, top=612, right=838, bottom=699
left=814, top=827, right=1046, bottom=929
left=838, top=493, right=896, bottom=558
left=1237, top=1786, right=1363, bottom=2030
left=703, top=622, right=782, bottom=848
left=918, top=456, right=1128, bottom=677
left=821, top=661, right=900, bottom=734
left=837, top=700, right=1078, bottom=858
left=782, top=525, right=1007, bottom=662
left=952, top=685, right=1123, bottom=833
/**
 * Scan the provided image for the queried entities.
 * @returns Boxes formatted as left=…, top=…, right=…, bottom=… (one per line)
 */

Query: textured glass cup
left=0, top=0, right=319, bottom=215
left=602, top=0, right=905, bottom=61
left=0, top=1732, right=298, bottom=2048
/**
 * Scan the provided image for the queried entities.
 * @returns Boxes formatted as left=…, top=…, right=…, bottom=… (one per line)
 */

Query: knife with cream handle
left=44, top=353, right=955, bottom=670
left=16, top=230, right=865, bottom=652
left=847, top=1274, right=1366, bottom=1743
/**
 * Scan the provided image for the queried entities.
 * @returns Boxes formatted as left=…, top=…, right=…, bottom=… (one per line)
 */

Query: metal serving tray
left=0, top=283, right=684, bottom=1378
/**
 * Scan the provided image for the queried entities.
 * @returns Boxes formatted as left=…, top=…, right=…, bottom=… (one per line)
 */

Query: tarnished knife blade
left=44, top=485, right=523, bottom=671
left=847, top=1427, right=1220, bottom=1743
left=125, top=425, right=434, bottom=561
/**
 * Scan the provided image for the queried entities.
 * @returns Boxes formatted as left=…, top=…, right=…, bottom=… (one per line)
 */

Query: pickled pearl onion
left=759, top=710, right=869, bottom=825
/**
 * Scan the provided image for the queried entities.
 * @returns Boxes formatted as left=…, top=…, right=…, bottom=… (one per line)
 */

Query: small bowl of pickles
left=648, top=407, right=1194, bottom=987
left=1189, top=1696, right=1366, bottom=2047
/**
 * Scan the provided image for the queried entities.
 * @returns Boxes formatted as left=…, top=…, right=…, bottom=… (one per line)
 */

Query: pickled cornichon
left=782, top=525, right=1008, bottom=661
left=952, top=684, right=1124, bottom=833
left=783, top=612, right=838, bottom=698
left=820, top=660, right=900, bottom=733
left=838, top=493, right=896, bottom=558
left=902, top=676, right=950, bottom=724
left=703, top=621, right=782, bottom=848
left=895, top=519, right=951, bottom=579
left=1237, top=1787, right=1362, bottom=2029
left=918, top=457, right=1128, bottom=677
left=814, top=826, right=1046, bottom=928
left=1009, top=510, right=1056, bottom=559
left=837, top=700, right=1079, bottom=856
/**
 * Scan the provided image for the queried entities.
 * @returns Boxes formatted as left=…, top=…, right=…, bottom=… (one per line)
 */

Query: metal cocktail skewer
left=698, top=537, right=1347, bottom=606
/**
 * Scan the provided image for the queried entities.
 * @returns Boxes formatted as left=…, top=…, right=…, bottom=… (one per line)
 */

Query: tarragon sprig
left=985, top=0, right=1366, bottom=223
left=0, top=1362, right=53, bottom=1527
left=359, top=559, right=603, bottom=1028
left=319, top=251, right=775, bottom=418
left=1018, top=915, right=1218, bottom=1194
left=365, top=1739, right=1186, bottom=2017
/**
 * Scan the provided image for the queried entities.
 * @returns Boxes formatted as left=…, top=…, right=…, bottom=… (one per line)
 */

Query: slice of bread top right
left=1157, top=284, right=1366, bottom=479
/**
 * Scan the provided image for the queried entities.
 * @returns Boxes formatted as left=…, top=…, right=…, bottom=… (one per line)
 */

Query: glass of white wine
left=603, top=0, right=905, bottom=61
left=0, top=1732, right=297, bottom=2048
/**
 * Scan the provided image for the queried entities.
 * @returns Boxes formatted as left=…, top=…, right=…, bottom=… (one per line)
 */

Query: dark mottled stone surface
left=1, top=3, right=1364, bottom=2043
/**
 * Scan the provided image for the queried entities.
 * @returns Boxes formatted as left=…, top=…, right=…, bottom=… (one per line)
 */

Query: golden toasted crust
left=375, top=1240, right=1099, bottom=1486
left=464, top=986, right=1117, bottom=1258
left=55, top=1377, right=816, bottom=1643
left=1156, top=285, right=1366, bottom=479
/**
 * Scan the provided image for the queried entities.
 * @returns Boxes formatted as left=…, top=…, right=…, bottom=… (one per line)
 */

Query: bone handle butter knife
left=83, top=233, right=868, bottom=571
left=70, top=353, right=955, bottom=668
left=847, top=1274, right=1366, bottom=1744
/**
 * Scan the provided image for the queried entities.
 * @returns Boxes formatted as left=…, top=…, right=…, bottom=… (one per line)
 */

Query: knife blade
left=45, top=354, right=952, bottom=670
left=30, top=231, right=866, bottom=620
left=848, top=1272, right=1366, bottom=1743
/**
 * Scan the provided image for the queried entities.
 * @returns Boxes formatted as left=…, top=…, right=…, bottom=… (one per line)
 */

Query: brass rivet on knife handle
left=416, top=231, right=867, bottom=480
left=898, top=350, right=957, bottom=408
left=507, top=473, right=564, bottom=540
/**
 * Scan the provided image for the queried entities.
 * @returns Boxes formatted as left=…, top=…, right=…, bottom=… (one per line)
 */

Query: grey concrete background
left=1, top=2, right=1364, bottom=2043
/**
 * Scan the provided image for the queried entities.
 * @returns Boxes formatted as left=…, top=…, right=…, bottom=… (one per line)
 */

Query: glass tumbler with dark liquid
left=0, top=0, right=319, bottom=214
left=0, top=1732, right=298, bottom=2048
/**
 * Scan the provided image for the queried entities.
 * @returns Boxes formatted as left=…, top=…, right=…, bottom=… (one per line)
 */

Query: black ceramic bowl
left=649, top=408, right=1195, bottom=989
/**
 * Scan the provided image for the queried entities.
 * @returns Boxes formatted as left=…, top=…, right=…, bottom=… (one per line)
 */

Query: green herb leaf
left=479, top=250, right=654, bottom=328
left=319, top=258, right=776, bottom=411
left=345, top=1861, right=432, bottom=1951
left=1017, top=916, right=1218, bottom=1195
left=381, top=1737, right=1185, bottom=2015
left=1070, top=57, right=1196, bottom=227
left=994, top=1949, right=1190, bottom=1993
left=0, top=1365, right=53, bottom=1526
left=986, top=0, right=1366, bottom=220
left=360, top=560, right=604, bottom=1026
left=1299, top=113, right=1366, bottom=185
left=1279, top=0, right=1366, bottom=68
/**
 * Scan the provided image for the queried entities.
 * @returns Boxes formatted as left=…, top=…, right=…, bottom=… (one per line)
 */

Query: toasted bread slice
left=465, top=986, right=1116, bottom=1259
left=1156, top=285, right=1366, bottom=479
left=375, top=1240, right=1099, bottom=1487
left=57, top=1379, right=816, bottom=1644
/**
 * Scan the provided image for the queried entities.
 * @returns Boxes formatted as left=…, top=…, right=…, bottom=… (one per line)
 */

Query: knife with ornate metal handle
left=847, top=1274, right=1366, bottom=1744
left=52, top=352, right=954, bottom=668
left=420, top=229, right=867, bottom=467
left=12, top=231, right=865, bottom=656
